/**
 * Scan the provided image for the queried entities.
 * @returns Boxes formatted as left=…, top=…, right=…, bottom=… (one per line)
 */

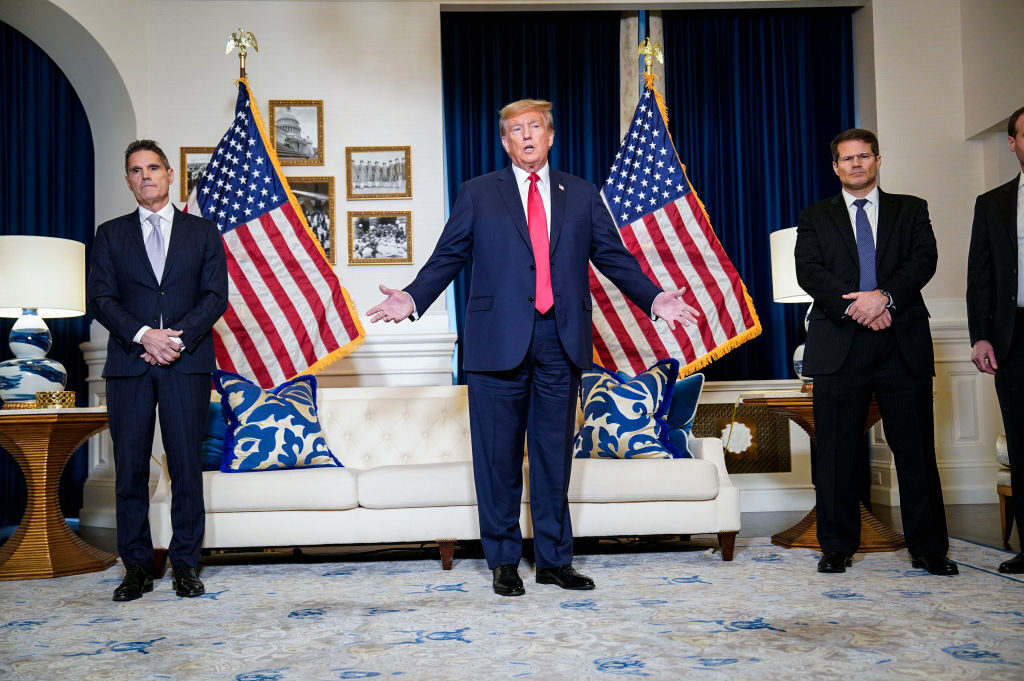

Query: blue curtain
left=661, top=8, right=856, bottom=380
left=440, top=11, right=621, bottom=381
left=0, top=21, right=95, bottom=526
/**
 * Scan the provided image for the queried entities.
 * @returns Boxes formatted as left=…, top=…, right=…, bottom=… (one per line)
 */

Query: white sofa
left=148, top=385, right=740, bottom=570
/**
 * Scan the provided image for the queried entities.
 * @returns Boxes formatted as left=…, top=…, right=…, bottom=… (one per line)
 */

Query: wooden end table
left=0, top=408, right=117, bottom=579
left=741, top=392, right=906, bottom=552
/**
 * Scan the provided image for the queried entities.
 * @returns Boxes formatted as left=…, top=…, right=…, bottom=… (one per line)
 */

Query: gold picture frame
left=345, top=145, right=411, bottom=200
left=347, top=210, right=413, bottom=265
left=268, top=100, right=324, bottom=166
left=178, top=146, right=215, bottom=201
left=289, top=176, right=336, bottom=265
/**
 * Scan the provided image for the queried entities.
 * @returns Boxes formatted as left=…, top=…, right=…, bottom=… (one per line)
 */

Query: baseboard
left=738, top=487, right=816, bottom=512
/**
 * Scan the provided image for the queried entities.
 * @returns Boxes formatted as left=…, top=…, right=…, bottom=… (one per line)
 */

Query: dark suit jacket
left=405, top=166, right=662, bottom=372
left=88, top=206, right=228, bottom=378
left=794, top=189, right=937, bottom=377
left=967, top=176, right=1020, bottom=361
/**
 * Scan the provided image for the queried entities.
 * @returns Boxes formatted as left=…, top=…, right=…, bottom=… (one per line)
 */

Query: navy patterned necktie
left=853, top=198, right=876, bottom=291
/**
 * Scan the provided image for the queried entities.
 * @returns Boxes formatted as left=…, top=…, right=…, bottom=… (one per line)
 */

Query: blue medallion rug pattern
left=2, top=538, right=1022, bottom=680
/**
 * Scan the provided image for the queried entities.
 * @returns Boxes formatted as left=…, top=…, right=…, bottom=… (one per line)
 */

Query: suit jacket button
left=530, top=264, right=536, bottom=271
left=528, top=296, right=534, bottom=303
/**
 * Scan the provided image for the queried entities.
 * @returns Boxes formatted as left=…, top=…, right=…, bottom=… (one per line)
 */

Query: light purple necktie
left=145, top=213, right=165, bottom=282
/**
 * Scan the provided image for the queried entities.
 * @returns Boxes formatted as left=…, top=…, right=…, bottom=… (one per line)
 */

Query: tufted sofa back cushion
left=317, top=385, right=473, bottom=469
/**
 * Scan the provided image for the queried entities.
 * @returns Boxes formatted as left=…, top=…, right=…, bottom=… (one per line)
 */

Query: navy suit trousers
left=467, top=314, right=581, bottom=569
left=107, top=367, right=210, bottom=569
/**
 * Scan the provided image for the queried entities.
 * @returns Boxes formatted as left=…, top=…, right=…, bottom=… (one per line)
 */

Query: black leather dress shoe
left=817, top=552, right=852, bottom=573
left=535, top=564, right=595, bottom=590
left=998, top=552, right=1024, bottom=574
left=911, top=553, right=959, bottom=575
left=492, top=564, right=525, bottom=597
left=112, top=565, right=153, bottom=602
left=171, top=563, right=206, bottom=597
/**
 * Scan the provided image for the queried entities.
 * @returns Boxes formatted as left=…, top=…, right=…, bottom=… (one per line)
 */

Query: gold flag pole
left=226, top=28, right=259, bottom=79
left=637, top=36, right=663, bottom=77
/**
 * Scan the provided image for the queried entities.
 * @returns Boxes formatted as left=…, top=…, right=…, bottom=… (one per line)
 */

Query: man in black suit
left=367, top=100, right=699, bottom=596
left=795, top=128, right=956, bottom=576
left=967, top=106, right=1024, bottom=574
left=88, top=140, right=228, bottom=600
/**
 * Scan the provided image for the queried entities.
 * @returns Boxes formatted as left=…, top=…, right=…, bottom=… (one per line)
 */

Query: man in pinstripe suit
left=88, top=140, right=227, bottom=601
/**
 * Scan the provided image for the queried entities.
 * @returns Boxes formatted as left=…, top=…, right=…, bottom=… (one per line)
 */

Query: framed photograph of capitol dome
left=268, top=100, right=324, bottom=166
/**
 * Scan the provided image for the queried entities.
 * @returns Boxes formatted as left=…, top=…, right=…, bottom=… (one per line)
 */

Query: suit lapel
left=161, top=206, right=189, bottom=283
left=122, top=209, right=160, bottom=285
left=548, top=169, right=567, bottom=254
left=497, top=166, right=532, bottom=248
left=998, top=177, right=1018, bottom=250
left=874, top=189, right=897, bottom=267
left=826, top=194, right=859, bottom=266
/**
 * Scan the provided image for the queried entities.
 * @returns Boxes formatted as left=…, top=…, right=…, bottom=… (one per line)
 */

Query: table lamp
left=769, top=227, right=813, bottom=385
left=0, top=235, right=86, bottom=408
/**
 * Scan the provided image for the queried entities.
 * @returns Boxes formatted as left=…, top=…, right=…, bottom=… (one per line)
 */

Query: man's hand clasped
left=140, top=328, right=184, bottom=366
left=652, top=288, right=701, bottom=330
left=367, top=284, right=414, bottom=324
left=842, top=289, right=891, bottom=330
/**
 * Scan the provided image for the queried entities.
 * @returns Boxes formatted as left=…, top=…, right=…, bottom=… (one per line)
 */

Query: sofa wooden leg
left=152, top=549, right=168, bottom=578
left=717, top=532, right=737, bottom=561
left=437, top=539, right=456, bottom=570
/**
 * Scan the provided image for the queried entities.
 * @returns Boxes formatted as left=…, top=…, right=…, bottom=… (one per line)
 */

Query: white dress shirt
left=133, top=202, right=183, bottom=347
left=841, top=186, right=879, bottom=246
left=511, top=162, right=552, bottom=236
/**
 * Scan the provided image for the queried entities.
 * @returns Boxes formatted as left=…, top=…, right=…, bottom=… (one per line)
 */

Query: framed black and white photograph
left=268, top=100, right=324, bottom=165
left=179, top=147, right=215, bottom=201
left=347, top=210, right=413, bottom=265
left=345, top=146, right=411, bottom=200
left=289, top=176, right=336, bottom=264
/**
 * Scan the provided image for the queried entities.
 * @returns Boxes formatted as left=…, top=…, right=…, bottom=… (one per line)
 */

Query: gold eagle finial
left=637, top=37, right=664, bottom=77
left=226, top=29, right=259, bottom=78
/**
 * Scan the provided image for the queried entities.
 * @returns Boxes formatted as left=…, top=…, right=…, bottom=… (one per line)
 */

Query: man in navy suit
left=967, top=106, right=1024, bottom=574
left=367, top=100, right=699, bottom=596
left=795, top=128, right=955, bottom=576
left=88, top=140, right=228, bottom=601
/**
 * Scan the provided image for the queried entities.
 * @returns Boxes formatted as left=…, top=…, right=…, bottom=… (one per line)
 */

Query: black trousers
left=812, top=327, right=948, bottom=556
left=995, top=308, right=1024, bottom=546
left=107, top=367, right=209, bottom=569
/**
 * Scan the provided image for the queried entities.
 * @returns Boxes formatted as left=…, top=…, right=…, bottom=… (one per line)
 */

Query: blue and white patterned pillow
left=573, top=359, right=681, bottom=459
left=212, top=370, right=341, bottom=472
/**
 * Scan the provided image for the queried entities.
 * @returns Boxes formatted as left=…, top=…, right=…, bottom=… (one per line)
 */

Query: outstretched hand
left=366, top=284, right=414, bottom=323
left=652, top=289, right=701, bottom=331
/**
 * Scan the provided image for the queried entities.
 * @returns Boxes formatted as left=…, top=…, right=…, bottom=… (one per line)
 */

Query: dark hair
left=124, top=139, right=171, bottom=174
left=1008, top=107, right=1024, bottom=138
left=830, top=128, right=880, bottom=162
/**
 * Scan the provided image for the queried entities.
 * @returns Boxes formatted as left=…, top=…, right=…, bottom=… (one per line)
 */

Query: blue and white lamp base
left=0, top=309, right=68, bottom=407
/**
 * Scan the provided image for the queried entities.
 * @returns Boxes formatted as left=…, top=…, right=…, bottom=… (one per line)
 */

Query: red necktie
left=527, top=172, right=553, bottom=313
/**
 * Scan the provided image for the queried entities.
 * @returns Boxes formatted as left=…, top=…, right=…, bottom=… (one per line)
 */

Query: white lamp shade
left=0, top=235, right=86, bottom=318
left=769, top=227, right=812, bottom=304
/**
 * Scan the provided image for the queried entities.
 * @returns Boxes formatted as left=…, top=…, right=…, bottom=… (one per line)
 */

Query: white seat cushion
left=567, top=458, right=719, bottom=503
left=358, top=462, right=479, bottom=509
left=203, top=467, right=358, bottom=512
left=997, top=468, right=1011, bottom=488
left=996, top=434, right=1009, bottom=468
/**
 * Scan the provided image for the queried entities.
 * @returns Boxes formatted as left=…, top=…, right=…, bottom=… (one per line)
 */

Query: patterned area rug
left=2, top=538, right=1022, bottom=680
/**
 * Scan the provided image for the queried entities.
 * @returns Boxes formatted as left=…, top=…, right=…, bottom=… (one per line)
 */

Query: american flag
left=594, top=79, right=760, bottom=376
left=186, top=80, right=364, bottom=387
